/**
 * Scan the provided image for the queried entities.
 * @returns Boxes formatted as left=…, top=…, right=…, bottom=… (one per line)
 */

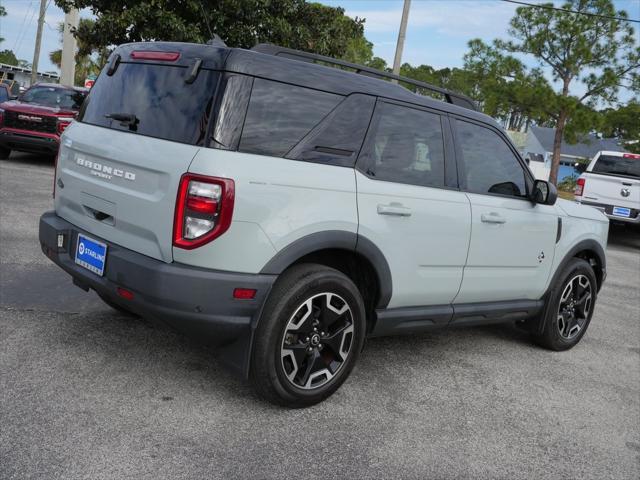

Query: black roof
left=113, top=41, right=498, bottom=127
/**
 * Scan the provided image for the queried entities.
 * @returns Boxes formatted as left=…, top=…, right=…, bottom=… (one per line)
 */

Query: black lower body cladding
left=39, top=211, right=276, bottom=376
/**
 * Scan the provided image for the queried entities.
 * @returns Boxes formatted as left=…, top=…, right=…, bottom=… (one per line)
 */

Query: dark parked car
left=0, top=83, right=88, bottom=159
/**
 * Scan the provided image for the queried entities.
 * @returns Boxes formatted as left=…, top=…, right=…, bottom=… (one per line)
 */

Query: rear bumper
left=577, top=200, right=640, bottom=224
left=0, top=128, right=59, bottom=154
left=39, top=211, right=276, bottom=377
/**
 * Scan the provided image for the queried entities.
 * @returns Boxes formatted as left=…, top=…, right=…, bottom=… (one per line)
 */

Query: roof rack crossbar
left=251, top=44, right=477, bottom=111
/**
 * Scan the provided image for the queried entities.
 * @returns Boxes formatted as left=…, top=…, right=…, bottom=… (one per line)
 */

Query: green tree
left=463, top=39, right=556, bottom=131
left=49, top=19, right=104, bottom=86
left=0, top=50, right=19, bottom=65
left=496, top=0, right=639, bottom=185
left=601, top=101, right=640, bottom=153
left=55, top=0, right=367, bottom=61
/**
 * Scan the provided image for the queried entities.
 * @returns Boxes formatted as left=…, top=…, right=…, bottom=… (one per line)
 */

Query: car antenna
left=198, top=1, right=218, bottom=44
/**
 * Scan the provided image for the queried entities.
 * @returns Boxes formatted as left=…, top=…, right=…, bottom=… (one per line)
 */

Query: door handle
left=481, top=212, right=506, bottom=224
left=377, top=203, right=412, bottom=217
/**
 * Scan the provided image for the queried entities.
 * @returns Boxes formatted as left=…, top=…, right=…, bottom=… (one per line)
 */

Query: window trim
left=354, top=98, right=454, bottom=191
left=450, top=115, right=534, bottom=201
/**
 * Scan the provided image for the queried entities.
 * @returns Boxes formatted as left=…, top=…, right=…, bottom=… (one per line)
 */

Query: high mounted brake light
left=130, top=51, right=180, bottom=61
left=575, top=177, right=585, bottom=197
left=173, top=174, right=234, bottom=249
left=623, top=153, right=640, bottom=159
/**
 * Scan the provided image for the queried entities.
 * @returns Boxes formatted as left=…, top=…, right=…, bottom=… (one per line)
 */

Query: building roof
left=0, top=62, right=59, bottom=79
left=529, top=125, right=627, bottom=159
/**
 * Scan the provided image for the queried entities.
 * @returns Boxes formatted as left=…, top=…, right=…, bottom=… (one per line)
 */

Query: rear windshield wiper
left=105, top=112, right=139, bottom=131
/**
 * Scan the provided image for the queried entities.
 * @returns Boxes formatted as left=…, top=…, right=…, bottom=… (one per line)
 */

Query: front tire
left=250, top=263, right=366, bottom=407
left=533, top=258, right=597, bottom=351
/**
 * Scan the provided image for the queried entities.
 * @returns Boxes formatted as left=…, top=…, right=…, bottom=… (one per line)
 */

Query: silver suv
left=39, top=41, right=609, bottom=406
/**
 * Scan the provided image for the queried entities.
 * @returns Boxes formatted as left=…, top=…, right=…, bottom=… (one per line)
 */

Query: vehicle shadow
left=607, top=223, right=640, bottom=251
left=5, top=151, right=56, bottom=166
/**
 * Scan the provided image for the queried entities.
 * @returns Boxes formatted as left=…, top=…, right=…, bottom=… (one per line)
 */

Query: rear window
left=79, top=63, right=218, bottom=145
left=592, top=155, right=640, bottom=178
left=0, top=87, right=9, bottom=103
left=239, top=79, right=342, bottom=157
left=20, top=86, right=86, bottom=109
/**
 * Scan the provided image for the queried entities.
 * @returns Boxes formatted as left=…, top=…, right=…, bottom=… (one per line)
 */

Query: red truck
left=0, top=83, right=88, bottom=159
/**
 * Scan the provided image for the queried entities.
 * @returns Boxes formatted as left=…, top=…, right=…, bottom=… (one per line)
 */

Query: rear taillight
left=56, top=117, right=73, bottom=135
left=575, top=177, right=585, bottom=196
left=173, top=174, right=234, bottom=249
left=0, top=108, right=4, bottom=127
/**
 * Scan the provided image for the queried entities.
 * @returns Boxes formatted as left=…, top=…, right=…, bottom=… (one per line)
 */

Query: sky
left=1, top=0, right=638, bottom=99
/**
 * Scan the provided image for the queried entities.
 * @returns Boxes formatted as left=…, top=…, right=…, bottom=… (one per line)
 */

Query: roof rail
left=251, top=44, right=477, bottom=111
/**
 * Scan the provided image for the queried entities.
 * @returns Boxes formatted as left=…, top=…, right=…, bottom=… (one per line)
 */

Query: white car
left=575, top=150, right=640, bottom=224
left=39, top=41, right=609, bottom=406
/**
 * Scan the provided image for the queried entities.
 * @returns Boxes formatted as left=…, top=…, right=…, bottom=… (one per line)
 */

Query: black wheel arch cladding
left=259, top=230, right=393, bottom=308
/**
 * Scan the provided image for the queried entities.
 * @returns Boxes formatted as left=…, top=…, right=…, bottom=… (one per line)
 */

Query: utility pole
left=392, top=0, right=411, bottom=78
left=60, top=9, right=79, bottom=86
left=31, top=0, right=47, bottom=86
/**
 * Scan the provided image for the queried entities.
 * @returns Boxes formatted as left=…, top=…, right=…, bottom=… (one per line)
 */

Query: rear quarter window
left=238, top=79, right=342, bottom=157
left=79, top=63, right=219, bottom=145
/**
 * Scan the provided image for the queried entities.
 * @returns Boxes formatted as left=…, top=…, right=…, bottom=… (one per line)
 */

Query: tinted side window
left=239, top=79, right=341, bottom=157
left=456, top=120, right=527, bottom=197
left=210, top=74, right=253, bottom=151
left=286, top=94, right=376, bottom=167
left=358, top=102, right=446, bottom=188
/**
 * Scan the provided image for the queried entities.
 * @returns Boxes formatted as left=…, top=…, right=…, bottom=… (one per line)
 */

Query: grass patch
left=558, top=190, right=575, bottom=201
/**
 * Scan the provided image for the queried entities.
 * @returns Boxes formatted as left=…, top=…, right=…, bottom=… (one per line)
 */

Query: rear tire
left=250, top=263, right=366, bottom=407
left=0, top=146, right=10, bottom=160
left=533, top=258, right=597, bottom=351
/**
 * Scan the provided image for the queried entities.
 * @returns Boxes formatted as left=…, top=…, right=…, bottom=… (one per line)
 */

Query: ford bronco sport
left=39, top=41, right=609, bottom=407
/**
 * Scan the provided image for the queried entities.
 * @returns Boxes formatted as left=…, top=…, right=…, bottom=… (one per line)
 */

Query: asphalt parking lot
left=1, top=152, right=639, bottom=480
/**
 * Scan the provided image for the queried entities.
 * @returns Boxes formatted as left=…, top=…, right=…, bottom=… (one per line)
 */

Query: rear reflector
left=130, top=51, right=180, bottom=61
left=233, top=288, right=257, bottom=300
left=117, top=287, right=134, bottom=300
left=575, top=177, right=585, bottom=196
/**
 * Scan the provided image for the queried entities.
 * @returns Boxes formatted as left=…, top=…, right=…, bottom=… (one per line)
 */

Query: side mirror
left=531, top=179, right=557, bottom=205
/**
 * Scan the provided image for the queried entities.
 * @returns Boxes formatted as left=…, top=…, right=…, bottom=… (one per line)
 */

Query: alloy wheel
left=557, top=274, right=593, bottom=340
left=280, top=292, right=354, bottom=390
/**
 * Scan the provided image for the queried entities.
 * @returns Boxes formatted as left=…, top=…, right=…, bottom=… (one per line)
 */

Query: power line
left=11, top=0, right=34, bottom=52
left=501, top=0, right=640, bottom=23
